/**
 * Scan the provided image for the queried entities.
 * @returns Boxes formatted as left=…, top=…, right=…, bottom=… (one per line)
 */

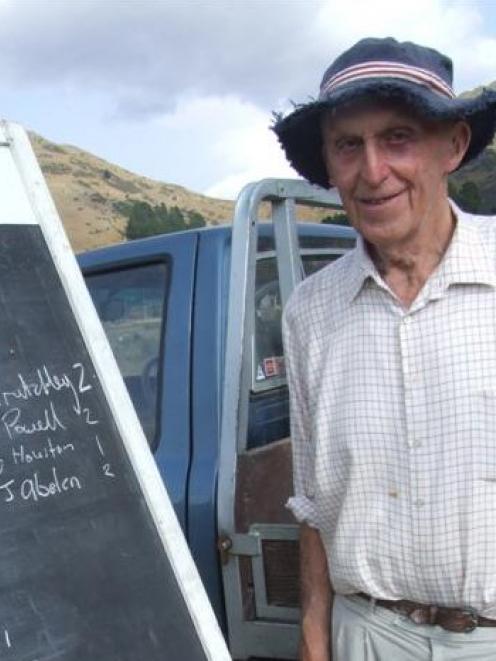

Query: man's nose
left=360, top=140, right=388, bottom=186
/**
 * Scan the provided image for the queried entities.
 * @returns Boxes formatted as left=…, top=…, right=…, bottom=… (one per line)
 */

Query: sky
left=0, top=0, right=495, bottom=200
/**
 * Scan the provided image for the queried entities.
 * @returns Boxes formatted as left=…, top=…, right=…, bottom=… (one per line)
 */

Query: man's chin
left=354, top=217, right=410, bottom=252
left=351, top=212, right=400, bottom=236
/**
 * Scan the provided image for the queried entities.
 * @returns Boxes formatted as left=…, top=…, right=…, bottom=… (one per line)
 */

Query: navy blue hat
left=273, top=37, right=496, bottom=188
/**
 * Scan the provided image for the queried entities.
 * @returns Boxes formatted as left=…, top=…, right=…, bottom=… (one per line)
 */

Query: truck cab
left=78, top=179, right=355, bottom=659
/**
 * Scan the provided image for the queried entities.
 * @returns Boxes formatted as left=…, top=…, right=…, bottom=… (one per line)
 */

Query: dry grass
left=30, top=132, right=235, bottom=252
left=30, top=132, right=335, bottom=253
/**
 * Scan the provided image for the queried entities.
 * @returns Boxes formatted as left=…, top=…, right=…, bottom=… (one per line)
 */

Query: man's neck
left=367, top=203, right=456, bottom=308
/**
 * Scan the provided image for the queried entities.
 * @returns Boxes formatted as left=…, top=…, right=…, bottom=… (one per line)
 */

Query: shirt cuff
left=286, top=495, right=319, bottom=529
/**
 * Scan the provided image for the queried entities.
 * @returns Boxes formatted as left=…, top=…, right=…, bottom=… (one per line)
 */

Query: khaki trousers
left=332, top=594, right=496, bottom=660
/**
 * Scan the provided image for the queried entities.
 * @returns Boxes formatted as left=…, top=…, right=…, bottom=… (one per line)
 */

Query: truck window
left=254, top=257, right=285, bottom=385
left=248, top=251, right=346, bottom=449
left=84, top=262, right=168, bottom=448
left=253, top=253, right=343, bottom=390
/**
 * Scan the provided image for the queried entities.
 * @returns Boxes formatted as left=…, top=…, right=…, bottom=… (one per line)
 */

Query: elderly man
left=273, top=38, right=496, bottom=660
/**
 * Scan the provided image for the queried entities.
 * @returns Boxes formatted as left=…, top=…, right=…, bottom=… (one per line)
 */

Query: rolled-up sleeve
left=282, top=299, right=319, bottom=529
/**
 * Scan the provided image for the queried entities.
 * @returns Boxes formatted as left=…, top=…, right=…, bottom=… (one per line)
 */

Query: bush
left=123, top=200, right=206, bottom=239
left=449, top=180, right=482, bottom=213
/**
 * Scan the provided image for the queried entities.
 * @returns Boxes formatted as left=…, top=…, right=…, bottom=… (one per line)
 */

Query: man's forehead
left=323, top=99, right=419, bottom=127
left=321, top=100, right=442, bottom=136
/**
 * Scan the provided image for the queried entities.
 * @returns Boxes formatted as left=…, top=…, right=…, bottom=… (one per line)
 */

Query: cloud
left=314, top=0, right=495, bottom=92
left=155, top=94, right=295, bottom=198
left=0, top=0, right=494, bottom=199
left=197, top=98, right=296, bottom=198
left=0, top=0, right=494, bottom=122
left=0, top=0, right=329, bottom=117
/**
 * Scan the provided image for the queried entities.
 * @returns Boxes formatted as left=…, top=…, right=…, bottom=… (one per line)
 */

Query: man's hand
left=299, top=523, right=333, bottom=661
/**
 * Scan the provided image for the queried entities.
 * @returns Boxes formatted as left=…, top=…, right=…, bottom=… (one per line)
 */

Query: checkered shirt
left=283, top=205, right=496, bottom=617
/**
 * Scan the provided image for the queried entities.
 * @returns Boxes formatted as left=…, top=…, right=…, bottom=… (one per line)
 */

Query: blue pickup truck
left=78, top=179, right=355, bottom=660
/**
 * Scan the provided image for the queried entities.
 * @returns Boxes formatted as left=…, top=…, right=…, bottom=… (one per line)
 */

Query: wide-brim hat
left=272, top=37, right=496, bottom=189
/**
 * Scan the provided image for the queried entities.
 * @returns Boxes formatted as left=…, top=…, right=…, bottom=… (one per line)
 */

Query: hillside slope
left=30, top=133, right=235, bottom=252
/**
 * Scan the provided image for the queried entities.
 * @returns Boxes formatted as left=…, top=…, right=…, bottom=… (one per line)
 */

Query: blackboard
left=0, top=122, right=230, bottom=660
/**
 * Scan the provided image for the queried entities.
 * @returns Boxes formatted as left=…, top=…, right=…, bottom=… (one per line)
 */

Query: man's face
left=321, top=103, right=470, bottom=252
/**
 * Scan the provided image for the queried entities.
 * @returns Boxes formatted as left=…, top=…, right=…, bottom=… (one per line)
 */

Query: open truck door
left=218, top=179, right=354, bottom=659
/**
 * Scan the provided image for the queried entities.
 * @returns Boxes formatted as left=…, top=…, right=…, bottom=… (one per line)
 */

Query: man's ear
left=445, top=121, right=471, bottom=174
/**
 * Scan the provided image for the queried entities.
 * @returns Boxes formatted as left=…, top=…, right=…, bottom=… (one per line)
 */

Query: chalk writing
left=72, top=362, right=92, bottom=394
left=0, top=467, right=82, bottom=503
left=82, top=407, right=98, bottom=426
left=95, top=435, right=104, bottom=457
left=0, top=360, right=118, bottom=510
left=0, top=364, right=95, bottom=419
left=11, top=438, right=75, bottom=465
left=0, top=480, right=14, bottom=502
left=0, top=365, right=78, bottom=408
left=1, top=401, right=66, bottom=441
left=95, top=436, right=114, bottom=478
left=103, top=463, right=115, bottom=478
left=20, top=467, right=82, bottom=502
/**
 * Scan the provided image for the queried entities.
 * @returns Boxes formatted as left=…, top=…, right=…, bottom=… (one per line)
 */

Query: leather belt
left=358, top=593, right=496, bottom=633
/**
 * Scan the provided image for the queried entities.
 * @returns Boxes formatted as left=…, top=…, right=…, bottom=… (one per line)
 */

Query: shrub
left=123, top=200, right=206, bottom=239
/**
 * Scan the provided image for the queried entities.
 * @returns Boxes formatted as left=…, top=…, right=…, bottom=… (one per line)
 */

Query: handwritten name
left=0, top=466, right=82, bottom=503
left=0, top=363, right=92, bottom=413
left=1, top=402, right=66, bottom=441
left=11, top=438, right=75, bottom=465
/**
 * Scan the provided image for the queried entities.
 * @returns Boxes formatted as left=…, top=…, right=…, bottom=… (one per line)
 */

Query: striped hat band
left=321, top=61, right=455, bottom=100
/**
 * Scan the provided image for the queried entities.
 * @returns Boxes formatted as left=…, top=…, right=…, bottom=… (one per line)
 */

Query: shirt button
left=414, top=499, right=425, bottom=508
left=411, top=439, right=422, bottom=448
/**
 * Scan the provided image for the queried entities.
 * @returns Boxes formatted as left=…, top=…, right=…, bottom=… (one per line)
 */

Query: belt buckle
left=405, top=604, right=479, bottom=633
left=457, top=607, right=478, bottom=634
left=437, top=606, right=479, bottom=634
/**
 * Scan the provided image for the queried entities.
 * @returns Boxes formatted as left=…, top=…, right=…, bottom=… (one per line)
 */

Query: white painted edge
left=2, top=121, right=231, bottom=661
left=0, top=123, right=36, bottom=225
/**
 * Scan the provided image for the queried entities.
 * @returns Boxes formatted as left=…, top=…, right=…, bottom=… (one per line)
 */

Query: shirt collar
left=343, top=234, right=384, bottom=304
left=342, top=202, right=496, bottom=305
left=428, top=203, right=496, bottom=297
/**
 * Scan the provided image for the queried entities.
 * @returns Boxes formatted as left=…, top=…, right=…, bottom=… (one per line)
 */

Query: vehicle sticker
left=263, top=356, right=286, bottom=378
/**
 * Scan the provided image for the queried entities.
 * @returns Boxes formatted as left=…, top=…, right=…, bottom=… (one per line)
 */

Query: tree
left=126, top=201, right=160, bottom=239
left=455, top=181, right=482, bottom=213
left=187, top=210, right=206, bottom=229
left=167, top=206, right=186, bottom=232
left=449, top=179, right=482, bottom=213
left=125, top=200, right=206, bottom=239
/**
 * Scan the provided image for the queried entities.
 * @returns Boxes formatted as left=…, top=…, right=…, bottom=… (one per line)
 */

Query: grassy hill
left=31, top=133, right=327, bottom=252
left=30, top=133, right=235, bottom=252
